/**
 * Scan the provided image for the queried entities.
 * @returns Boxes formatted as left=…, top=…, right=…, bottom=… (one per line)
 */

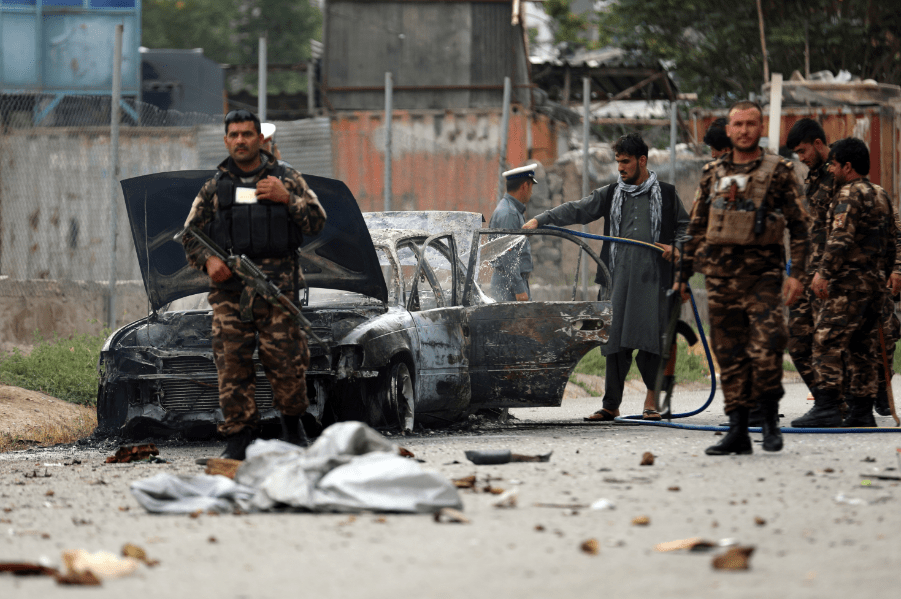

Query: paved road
left=1, top=380, right=899, bottom=599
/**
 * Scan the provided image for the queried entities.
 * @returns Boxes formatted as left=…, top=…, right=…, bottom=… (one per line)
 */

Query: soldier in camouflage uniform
left=181, top=109, right=327, bottom=459
left=679, top=101, right=809, bottom=455
left=785, top=119, right=833, bottom=394
left=794, top=137, right=896, bottom=428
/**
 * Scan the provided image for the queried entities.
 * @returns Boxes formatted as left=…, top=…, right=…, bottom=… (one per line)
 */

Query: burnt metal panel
left=120, top=171, right=389, bottom=310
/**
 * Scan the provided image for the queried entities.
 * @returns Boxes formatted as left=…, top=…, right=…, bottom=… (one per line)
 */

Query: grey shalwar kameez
left=534, top=179, right=689, bottom=412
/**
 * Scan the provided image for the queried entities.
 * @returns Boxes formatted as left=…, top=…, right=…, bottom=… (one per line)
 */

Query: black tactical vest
left=206, top=163, right=303, bottom=259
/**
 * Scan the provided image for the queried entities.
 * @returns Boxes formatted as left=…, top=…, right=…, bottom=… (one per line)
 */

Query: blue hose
left=539, top=225, right=901, bottom=433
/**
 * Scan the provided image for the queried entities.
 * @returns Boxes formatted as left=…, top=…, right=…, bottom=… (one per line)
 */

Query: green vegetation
left=0, top=329, right=109, bottom=406
left=574, top=334, right=712, bottom=384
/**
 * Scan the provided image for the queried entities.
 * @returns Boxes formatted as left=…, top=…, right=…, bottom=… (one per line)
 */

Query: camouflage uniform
left=182, top=151, right=327, bottom=435
left=787, top=162, right=833, bottom=389
left=683, top=151, right=809, bottom=414
left=812, top=180, right=895, bottom=399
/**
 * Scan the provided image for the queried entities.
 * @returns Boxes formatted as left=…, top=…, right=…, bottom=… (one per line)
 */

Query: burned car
left=97, top=171, right=612, bottom=437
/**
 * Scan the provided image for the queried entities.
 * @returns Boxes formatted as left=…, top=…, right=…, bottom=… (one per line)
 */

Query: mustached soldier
left=796, top=137, right=896, bottom=428
left=678, top=101, right=809, bottom=455
left=181, top=109, right=327, bottom=459
left=784, top=118, right=834, bottom=398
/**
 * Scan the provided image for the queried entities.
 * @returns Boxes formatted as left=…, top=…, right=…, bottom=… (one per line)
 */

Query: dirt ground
left=0, top=381, right=899, bottom=599
left=0, top=386, right=95, bottom=439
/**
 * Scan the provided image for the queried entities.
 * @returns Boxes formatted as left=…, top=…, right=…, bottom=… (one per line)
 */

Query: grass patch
left=574, top=333, right=712, bottom=384
left=0, top=410, right=97, bottom=453
left=0, top=328, right=109, bottom=406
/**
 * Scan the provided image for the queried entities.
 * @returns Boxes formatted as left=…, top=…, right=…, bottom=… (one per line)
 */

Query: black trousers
left=601, top=348, right=661, bottom=412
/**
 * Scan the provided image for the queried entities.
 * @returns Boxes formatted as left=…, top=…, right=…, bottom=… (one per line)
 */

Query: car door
left=405, top=234, right=470, bottom=418
left=463, top=228, right=612, bottom=409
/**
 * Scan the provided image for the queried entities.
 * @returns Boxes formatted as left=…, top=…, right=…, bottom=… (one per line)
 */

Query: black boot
left=843, top=396, right=878, bottom=428
left=760, top=399, right=783, bottom=452
left=280, top=413, right=310, bottom=448
left=874, top=387, right=891, bottom=416
left=791, top=389, right=842, bottom=428
left=220, top=427, right=255, bottom=461
left=706, top=407, right=752, bottom=456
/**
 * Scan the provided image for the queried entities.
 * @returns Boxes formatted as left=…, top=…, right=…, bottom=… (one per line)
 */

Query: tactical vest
left=706, top=154, right=786, bottom=246
left=205, top=164, right=303, bottom=259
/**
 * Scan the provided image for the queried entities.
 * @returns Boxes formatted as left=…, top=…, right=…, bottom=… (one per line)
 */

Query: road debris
left=711, top=546, right=755, bottom=570
left=434, top=507, right=470, bottom=524
left=632, top=515, right=650, bottom=526
left=580, top=539, right=599, bottom=555
left=130, top=422, right=462, bottom=514
left=640, top=452, right=655, bottom=466
left=589, top=498, right=615, bottom=510
left=655, top=537, right=718, bottom=552
left=464, top=449, right=552, bottom=464
left=492, top=490, right=518, bottom=508
left=205, top=458, right=242, bottom=480
left=122, top=543, right=160, bottom=567
left=668, top=486, right=680, bottom=491
left=62, top=549, right=140, bottom=581
left=105, top=444, right=160, bottom=464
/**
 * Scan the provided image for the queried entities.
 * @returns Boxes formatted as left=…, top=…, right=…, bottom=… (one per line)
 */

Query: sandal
left=584, top=409, right=617, bottom=422
left=642, top=409, right=662, bottom=421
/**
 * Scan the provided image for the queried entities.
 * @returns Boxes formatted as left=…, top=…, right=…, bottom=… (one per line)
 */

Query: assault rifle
left=176, top=226, right=330, bottom=354
left=653, top=238, right=698, bottom=419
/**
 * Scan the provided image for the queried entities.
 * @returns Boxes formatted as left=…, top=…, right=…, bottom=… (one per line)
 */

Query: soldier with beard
left=795, top=138, right=896, bottom=428
left=678, top=101, right=809, bottom=455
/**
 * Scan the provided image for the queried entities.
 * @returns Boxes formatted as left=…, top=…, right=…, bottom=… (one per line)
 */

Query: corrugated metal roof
left=196, top=118, right=334, bottom=177
left=530, top=47, right=677, bottom=104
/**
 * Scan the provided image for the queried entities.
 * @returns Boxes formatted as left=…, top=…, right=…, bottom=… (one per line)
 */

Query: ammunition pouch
left=205, top=164, right=303, bottom=259
left=706, top=154, right=784, bottom=246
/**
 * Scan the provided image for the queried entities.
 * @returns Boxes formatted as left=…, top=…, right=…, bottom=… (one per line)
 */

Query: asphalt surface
left=1, top=379, right=900, bottom=599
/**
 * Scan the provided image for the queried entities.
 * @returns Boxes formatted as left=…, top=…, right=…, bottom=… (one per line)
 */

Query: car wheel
left=384, top=361, right=415, bottom=432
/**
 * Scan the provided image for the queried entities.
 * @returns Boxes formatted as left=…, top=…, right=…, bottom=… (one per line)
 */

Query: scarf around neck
left=608, top=170, right=662, bottom=273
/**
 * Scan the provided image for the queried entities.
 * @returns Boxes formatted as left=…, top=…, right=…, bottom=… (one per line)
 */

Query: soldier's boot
left=842, top=396, right=878, bottom=428
left=874, top=387, right=891, bottom=416
left=790, top=389, right=842, bottom=428
left=220, top=427, right=255, bottom=461
left=705, top=407, right=753, bottom=456
left=280, top=413, right=310, bottom=448
left=759, top=395, right=783, bottom=452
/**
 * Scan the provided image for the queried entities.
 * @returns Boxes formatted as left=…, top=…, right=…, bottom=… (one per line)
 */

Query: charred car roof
left=120, top=171, right=389, bottom=311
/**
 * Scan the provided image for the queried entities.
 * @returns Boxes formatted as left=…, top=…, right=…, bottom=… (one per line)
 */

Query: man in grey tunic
left=523, top=134, right=689, bottom=420
left=488, top=164, right=537, bottom=301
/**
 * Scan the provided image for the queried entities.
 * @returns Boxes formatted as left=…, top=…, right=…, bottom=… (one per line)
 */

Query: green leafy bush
left=0, top=329, right=109, bottom=406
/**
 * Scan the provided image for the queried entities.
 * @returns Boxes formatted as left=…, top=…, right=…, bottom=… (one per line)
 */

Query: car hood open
left=120, top=171, right=389, bottom=311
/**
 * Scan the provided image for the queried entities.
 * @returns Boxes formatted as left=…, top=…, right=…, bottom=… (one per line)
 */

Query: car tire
left=383, top=361, right=415, bottom=432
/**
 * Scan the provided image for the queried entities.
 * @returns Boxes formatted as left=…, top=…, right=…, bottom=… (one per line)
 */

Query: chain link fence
left=0, top=93, right=336, bottom=339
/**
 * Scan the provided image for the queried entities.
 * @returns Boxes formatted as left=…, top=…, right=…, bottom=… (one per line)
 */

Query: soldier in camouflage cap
left=794, top=137, right=897, bottom=428
left=785, top=119, right=834, bottom=396
left=678, top=100, right=809, bottom=455
left=181, top=109, right=327, bottom=459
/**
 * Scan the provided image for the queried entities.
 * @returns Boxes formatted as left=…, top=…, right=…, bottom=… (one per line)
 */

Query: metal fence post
left=669, top=97, right=677, bottom=183
left=497, top=76, right=512, bottom=199
left=108, top=23, right=123, bottom=329
left=581, top=76, right=590, bottom=300
left=384, top=72, right=393, bottom=212
left=258, top=34, right=267, bottom=121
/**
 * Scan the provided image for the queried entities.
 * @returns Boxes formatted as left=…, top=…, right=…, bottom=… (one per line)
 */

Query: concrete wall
left=0, top=126, right=203, bottom=283
left=0, top=279, right=147, bottom=348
